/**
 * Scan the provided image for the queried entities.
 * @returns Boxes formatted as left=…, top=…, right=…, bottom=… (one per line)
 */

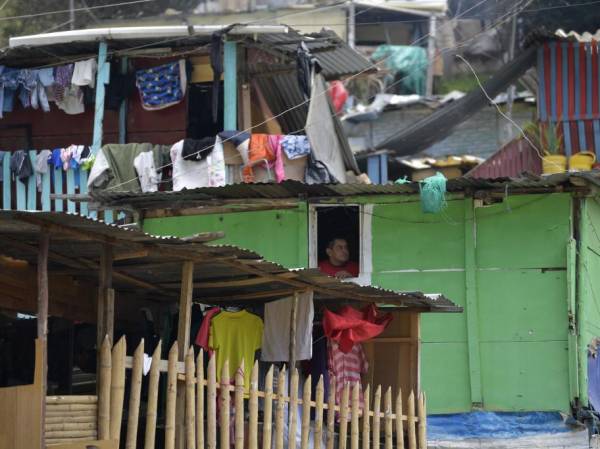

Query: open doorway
left=315, top=206, right=361, bottom=276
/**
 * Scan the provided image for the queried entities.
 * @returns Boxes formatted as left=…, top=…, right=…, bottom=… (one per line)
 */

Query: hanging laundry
left=327, top=339, right=368, bottom=407
left=328, top=80, right=349, bottom=113
left=52, top=64, right=74, bottom=102
left=209, top=309, right=263, bottom=389
left=195, top=307, right=221, bottom=353
left=135, top=60, right=187, bottom=111
left=261, top=290, right=314, bottom=362
left=0, top=67, right=19, bottom=117
left=9, top=150, right=33, bottom=181
left=218, top=130, right=250, bottom=165
left=267, top=134, right=285, bottom=183
left=296, top=41, right=321, bottom=100
left=34, top=149, right=52, bottom=191
left=170, top=136, right=226, bottom=191
left=0, top=150, right=5, bottom=181
left=181, top=137, right=215, bottom=161
left=30, top=68, right=54, bottom=112
left=106, top=64, right=136, bottom=110
left=71, top=58, right=97, bottom=88
left=323, top=304, right=392, bottom=353
left=70, top=145, right=86, bottom=165
left=60, top=147, right=73, bottom=171
left=304, top=151, right=337, bottom=184
left=50, top=148, right=62, bottom=170
left=88, top=143, right=168, bottom=193
left=17, top=69, right=37, bottom=109
left=133, top=150, right=161, bottom=193
left=281, top=135, right=311, bottom=160
left=56, top=85, right=85, bottom=115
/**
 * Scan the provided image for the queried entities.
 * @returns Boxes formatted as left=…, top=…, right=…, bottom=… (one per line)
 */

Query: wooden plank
left=275, top=366, right=286, bottom=449
left=300, top=375, right=312, bottom=449
left=144, top=340, right=162, bottom=449
left=396, top=390, right=405, bottom=449
left=351, top=382, right=360, bottom=449
left=2, top=152, right=10, bottom=209
left=196, top=349, right=205, bottom=449
left=384, top=388, right=393, bottom=449
left=249, top=361, right=259, bottom=449
left=16, top=176, right=26, bottom=210
left=207, top=354, right=217, bottom=449
left=66, top=168, right=76, bottom=213
left=41, top=164, right=51, bottom=211
left=47, top=396, right=98, bottom=404
left=192, top=272, right=297, bottom=289
left=78, top=169, right=89, bottom=216
left=314, top=376, right=324, bottom=449
left=53, top=166, right=63, bottom=212
left=407, top=391, right=416, bottom=449
left=38, top=230, right=49, bottom=449
left=98, top=336, right=111, bottom=440
left=362, top=385, right=370, bottom=449
left=27, top=151, right=37, bottom=210
left=234, top=360, right=245, bottom=449
left=125, top=340, right=144, bottom=449
left=339, top=382, right=350, bottom=449
left=165, top=343, right=179, bottom=449
left=186, top=347, right=197, bottom=449
left=45, top=422, right=97, bottom=432
left=219, top=361, right=230, bottom=449
left=109, top=336, right=126, bottom=443
left=45, top=440, right=118, bottom=449
left=177, top=261, right=194, bottom=449
left=417, top=393, right=426, bottom=449
left=262, top=365, right=274, bottom=449
left=289, top=368, right=299, bottom=449
left=97, top=245, right=113, bottom=358
left=372, top=386, right=381, bottom=449
left=326, top=377, right=335, bottom=449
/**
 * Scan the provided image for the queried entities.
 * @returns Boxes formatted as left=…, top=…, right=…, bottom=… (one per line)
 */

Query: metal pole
left=425, top=15, right=437, bottom=96
left=347, top=0, right=355, bottom=49
left=69, top=0, right=75, bottom=30
left=505, top=14, right=518, bottom=140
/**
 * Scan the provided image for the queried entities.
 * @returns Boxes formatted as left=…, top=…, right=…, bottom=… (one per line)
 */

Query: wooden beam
left=199, top=289, right=298, bottom=303
left=159, top=272, right=299, bottom=289
left=38, top=229, right=49, bottom=449
left=143, top=203, right=298, bottom=218
left=97, top=244, right=113, bottom=350
left=113, top=249, right=149, bottom=261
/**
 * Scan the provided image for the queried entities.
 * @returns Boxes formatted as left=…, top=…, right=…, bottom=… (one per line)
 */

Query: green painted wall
left=142, top=193, right=575, bottom=414
left=578, top=197, right=600, bottom=406
left=144, top=204, right=309, bottom=268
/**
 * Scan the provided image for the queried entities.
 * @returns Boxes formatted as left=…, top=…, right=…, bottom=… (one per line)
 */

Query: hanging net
left=419, top=172, right=447, bottom=214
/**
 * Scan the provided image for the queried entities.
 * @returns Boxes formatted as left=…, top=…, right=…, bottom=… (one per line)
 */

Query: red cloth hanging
left=322, top=304, right=393, bottom=353
left=328, top=80, right=348, bottom=113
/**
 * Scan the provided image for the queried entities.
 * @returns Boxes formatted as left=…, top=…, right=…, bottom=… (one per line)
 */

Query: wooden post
left=384, top=388, right=393, bottom=449
left=165, top=343, right=179, bottom=449
left=262, top=365, right=274, bottom=449
left=144, top=340, right=162, bottom=449
left=275, top=366, right=286, bottom=449
left=249, top=361, right=259, bottom=449
left=196, top=349, right=205, bottom=449
left=125, top=339, right=144, bottom=449
left=186, top=347, right=197, bottom=449
left=326, top=378, right=336, bottom=449
left=372, top=386, right=381, bottom=449
left=110, top=336, right=126, bottom=443
left=220, top=360, right=231, bottom=449
left=288, top=291, right=299, bottom=372
left=395, top=389, right=405, bottom=449
left=339, top=383, right=350, bottom=449
left=289, top=368, right=299, bottom=449
left=37, top=230, right=49, bottom=449
left=407, top=391, right=416, bottom=449
left=300, top=375, right=312, bottom=449
left=351, top=382, right=360, bottom=449
left=362, top=385, right=370, bottom=449
left=98, top=336, right=111, bottom=440
left=417, top=393, right=426, bottom=449
left=223, top=40, right=238, bottom=130
left=314, top=376, right=324, bottom=449
left=207, top=354, right=217, bottom=449
left=97, top=244, right=113, bottom=349
left=177, top=261, right=194, bottom=449
left=235, top=360, right=245, bottom=449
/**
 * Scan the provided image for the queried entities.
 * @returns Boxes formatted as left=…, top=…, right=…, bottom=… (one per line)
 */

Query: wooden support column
left=118, top=56, right=129, bottom=144
left=97, top=244, right=114, bottom=370
left=176, top=261, right=194, bottom=449
left=224, top=40, right=238, bottom=130
left=37, top=229, right=49, bottom=449
left=289, top=291, right=299, bottom=374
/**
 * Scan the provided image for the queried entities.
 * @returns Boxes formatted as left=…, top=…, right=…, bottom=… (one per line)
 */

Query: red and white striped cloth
left=327, top=339, right=368, bottom=407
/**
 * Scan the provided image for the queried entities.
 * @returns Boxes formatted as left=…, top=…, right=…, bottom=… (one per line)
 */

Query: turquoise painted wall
left=143, top=193, right=575, bottom=414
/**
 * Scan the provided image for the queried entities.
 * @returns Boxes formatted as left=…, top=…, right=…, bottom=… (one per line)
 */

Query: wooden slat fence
left=98, top=336, right=428, bottom=449
left=45, top=395, right=98, bottom=445
left=0, top=150, right=119, bottom=223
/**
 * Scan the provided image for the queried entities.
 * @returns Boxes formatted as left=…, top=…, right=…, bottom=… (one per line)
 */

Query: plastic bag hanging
left=419, top=172, right=447, bottom=214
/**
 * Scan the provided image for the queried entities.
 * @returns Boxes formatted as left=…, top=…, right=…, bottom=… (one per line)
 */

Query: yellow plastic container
left=542, top=154, right=567, bottom=174
left=569, top=151, right=596, bottom=172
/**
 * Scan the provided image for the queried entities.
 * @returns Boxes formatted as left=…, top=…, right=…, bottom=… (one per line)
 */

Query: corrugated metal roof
left=0, top=210, right=460, bottom=311
left=466, top=138, right=542, bottom=179
left=91, top=171, right=600, bottom=207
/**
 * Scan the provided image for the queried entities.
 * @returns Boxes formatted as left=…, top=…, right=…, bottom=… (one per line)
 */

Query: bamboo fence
left=89, top=338, right=428, bottom=449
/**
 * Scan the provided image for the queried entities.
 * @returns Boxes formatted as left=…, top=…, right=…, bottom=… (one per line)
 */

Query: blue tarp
left=428, top=411, right=570, bottom=440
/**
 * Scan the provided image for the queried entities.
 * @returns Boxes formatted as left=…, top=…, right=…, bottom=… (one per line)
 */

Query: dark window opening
left=187, top=82, right=224, bottom=140
left=316, top=206, right=360, bottom=273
